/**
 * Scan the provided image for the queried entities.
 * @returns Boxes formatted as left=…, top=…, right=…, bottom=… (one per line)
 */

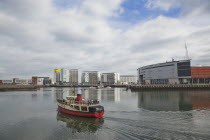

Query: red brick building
left=191, top=67, right=210, bottom=84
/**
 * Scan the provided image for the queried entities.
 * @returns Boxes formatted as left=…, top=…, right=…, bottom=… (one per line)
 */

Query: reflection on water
left=54, top=87, right=122, bottom=103
left=138, top=90, right=210, bottom=111
left=54, top=88, right=210, bottom=112
left=56, top=111, right=104, bottom=133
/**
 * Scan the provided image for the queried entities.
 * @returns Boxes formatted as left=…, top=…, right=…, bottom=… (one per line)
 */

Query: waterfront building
left=81, top=71, right=101, bottom=85
left=191, top=66, right=210, bottom=84
left=69, top=69, right=78, bottom=85
left=14, top=79, right=32, bottom=85
left=42, top=77, right=51, bottom=85
left=13, top=78, right=19, bottom=84
left=54, top=68, right=78, bottom=85
left=61, top=68, right=70, bottom=83
left=32, top=76, right=50, bottom=85
left=137, top=59, right=191, bottom=85
left=101, top=73, right=120, bottom=85
left=32, top=76, right=38, bottom=85
left=1, top=80, right=13, bottom=85
left=120, top=75, right=137, bottom=85
left=37, top=78, right=44, bottom=85
left=54, top=69, right=61, bottom=84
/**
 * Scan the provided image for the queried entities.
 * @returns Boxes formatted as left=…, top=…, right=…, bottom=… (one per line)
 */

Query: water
left=0, top=87, right=210, bottom=140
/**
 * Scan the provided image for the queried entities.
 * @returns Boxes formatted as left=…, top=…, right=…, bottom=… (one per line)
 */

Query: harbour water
left=0, top=87, right=210, bottom=140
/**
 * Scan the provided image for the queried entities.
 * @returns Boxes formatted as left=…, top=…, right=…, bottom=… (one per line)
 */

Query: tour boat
left=57, top=93, right=104, bottom=118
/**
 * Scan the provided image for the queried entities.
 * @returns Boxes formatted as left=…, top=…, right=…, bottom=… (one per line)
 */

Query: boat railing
left=68, top=99, right=99, bottom=106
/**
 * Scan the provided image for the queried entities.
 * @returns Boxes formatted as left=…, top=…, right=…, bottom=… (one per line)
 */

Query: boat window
left=81, top=106, right=88, bottom=111
left=74, top=106, right=80, bottom=110
left=70, top=105, right=74, bottom=108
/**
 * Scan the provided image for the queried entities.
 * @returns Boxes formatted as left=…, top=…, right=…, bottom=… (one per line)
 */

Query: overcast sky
left=0, top=0, right=210, bottom=79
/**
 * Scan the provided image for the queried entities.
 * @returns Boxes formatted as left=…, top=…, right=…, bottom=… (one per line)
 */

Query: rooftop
left=137, top=59, right=191, bottom=70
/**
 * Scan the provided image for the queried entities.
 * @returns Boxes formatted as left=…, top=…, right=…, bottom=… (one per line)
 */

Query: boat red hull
left=58, top=106, right=104, bottom=118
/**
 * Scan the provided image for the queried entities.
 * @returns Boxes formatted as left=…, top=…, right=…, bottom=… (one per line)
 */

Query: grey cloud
left=130, top=36, right=183, bottom=53
left=0, top=0, right=53, bottom=19
left=180, top=0, right=210, bottom=16
left=52, top=30, right=93, bottom=44
left=192, top=54, right=210, bottom=66
left=188, top=27, right=210, bottom=38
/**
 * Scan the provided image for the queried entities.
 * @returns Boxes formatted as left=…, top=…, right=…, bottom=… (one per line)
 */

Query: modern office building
left=32, top=76, right=50, bottom=85
left=54, top=69, right=61, bottom=84
left=81, top=71, right=101, bottom=85
left=69, top=69, right=78, bottom=85
left=101, top=73, right=120, bottom=85
left=61, top=68, right=70, bottom=83
left=120, top=75, right=137, bottom=85
left=54, top=68, right=78, bottom=85
left=137, top=59, right=191, bottom=85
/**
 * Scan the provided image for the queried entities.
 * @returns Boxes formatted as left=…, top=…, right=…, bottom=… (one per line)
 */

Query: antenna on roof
left=185, top=41, right=189, bottom=60
left=172, top=58, right=174, bottom=62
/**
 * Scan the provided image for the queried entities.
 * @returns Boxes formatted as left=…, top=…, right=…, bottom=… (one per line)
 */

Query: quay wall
left=0, top=85, right=42, bottom=91
left=130, top=84, right=210, bottom=91
left=50, top=85, right=127, bottom=88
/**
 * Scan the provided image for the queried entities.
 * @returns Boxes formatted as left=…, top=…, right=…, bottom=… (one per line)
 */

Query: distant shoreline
left=49, top=85, right=127, bottom=88
left=0, top=85, right=127, bottom=91
left=2, top=84, right=210, bottom=92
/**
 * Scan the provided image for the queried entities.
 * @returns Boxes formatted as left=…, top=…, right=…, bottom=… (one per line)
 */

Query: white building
left=37, top=78, right=44, bottom=85
left=81, top=71, right=101, bottom=85
left=2, top=80, right=13, bottom=85
left=120, top=75, right=137, bottom=85
left=61, top=68, right=70, bottom=83
left=101, top=73, right=120, bottom=85
left=32, top=76, right=51, bottom=85
left=14, top=79, right=32, bottom=85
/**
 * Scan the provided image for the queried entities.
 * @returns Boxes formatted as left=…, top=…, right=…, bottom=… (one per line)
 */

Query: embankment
left=0, top=85, right=41, bottom=91
left=130, top=84, right=210, bottom=91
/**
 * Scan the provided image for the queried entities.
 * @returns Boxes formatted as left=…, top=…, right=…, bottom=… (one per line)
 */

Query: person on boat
left=88, top=100, right=91, bottom=105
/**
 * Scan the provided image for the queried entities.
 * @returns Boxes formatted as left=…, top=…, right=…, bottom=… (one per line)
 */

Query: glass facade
left=177, top=62, right=191, bottom=77
left=150, top=79, right=169, bottom=84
